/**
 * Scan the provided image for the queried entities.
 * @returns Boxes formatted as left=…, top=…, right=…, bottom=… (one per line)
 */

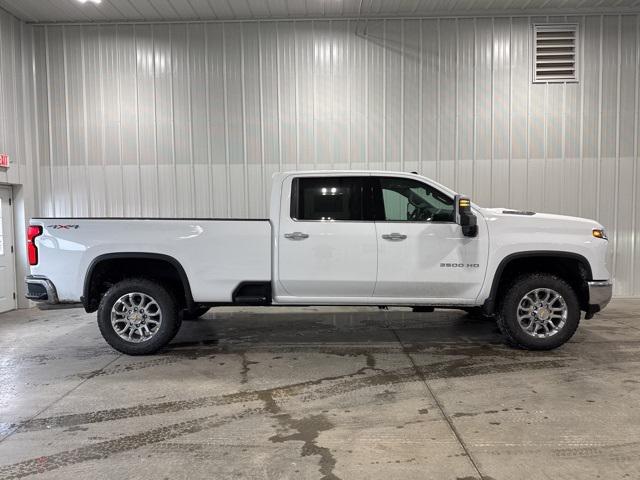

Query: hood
left=479, top=207, right=604, bottom=231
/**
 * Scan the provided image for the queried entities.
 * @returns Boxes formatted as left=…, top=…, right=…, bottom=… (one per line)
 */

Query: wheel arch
left=483, top=251, right=592, bottom=315
left=82, top=252, right=195, bottom=313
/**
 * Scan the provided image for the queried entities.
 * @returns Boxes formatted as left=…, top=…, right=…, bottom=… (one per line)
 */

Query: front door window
left=378, top=177, right=454, bottom=222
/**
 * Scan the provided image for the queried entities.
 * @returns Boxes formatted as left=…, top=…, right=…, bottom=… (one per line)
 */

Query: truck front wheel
left=497, top=273, right=580, bottom=350
left=97, top=278, right=181, bottom=355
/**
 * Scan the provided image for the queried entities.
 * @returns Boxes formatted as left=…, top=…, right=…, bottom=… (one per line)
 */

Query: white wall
left=8, top=14, right=640, bottom=296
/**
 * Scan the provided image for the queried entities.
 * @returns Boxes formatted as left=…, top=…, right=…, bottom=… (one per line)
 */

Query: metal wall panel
left=23, top=15, right=640, bottom=296
left=0, top=9, right=36, bottom=192
left=0, top=8, right=38, bottom=309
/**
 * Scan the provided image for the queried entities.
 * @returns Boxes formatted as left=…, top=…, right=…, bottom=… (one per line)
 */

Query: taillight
left=27, top=225, right=43, bottom=266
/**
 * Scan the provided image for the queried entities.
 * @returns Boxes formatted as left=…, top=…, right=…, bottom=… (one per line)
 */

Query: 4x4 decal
left=47, top=224, right=79, bottom=229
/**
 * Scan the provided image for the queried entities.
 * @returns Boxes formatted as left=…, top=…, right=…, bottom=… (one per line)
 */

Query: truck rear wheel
left=97, top=278, right=181, bottom=355
left=496, top=273, right=580, bottom=350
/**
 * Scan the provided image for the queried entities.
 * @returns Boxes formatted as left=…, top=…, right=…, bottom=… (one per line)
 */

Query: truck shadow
left=166, top=308, right=507, bottom=356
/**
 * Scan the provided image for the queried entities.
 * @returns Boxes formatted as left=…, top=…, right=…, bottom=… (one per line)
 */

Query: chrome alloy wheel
left=111, top=292, right=162, bottom=343
left=516, top=288, right=568, bottom=338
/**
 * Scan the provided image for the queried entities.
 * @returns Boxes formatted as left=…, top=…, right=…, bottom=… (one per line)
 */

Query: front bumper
left=585, top=280, right=613, bottom=318
left=25, top=275, right=59, bottom=304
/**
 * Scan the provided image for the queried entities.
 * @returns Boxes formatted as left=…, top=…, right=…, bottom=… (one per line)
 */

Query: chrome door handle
left=381, top=233, right=407, bottom=241
left=284, top=232, right=309, bottom=240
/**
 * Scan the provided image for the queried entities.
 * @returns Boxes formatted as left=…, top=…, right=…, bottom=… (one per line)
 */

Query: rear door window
left=291, top=177, right=364, bottom=221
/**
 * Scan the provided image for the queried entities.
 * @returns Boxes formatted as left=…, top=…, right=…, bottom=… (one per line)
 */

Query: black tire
left=496, top=273, right=580, bottom=350
left=97, top=278, right=181, bottom=355
left=181, top=306, right=210, bottom=320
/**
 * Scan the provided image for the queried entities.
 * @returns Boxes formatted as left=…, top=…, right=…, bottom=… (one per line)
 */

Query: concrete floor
left=1, top=301, right=640, bottom=480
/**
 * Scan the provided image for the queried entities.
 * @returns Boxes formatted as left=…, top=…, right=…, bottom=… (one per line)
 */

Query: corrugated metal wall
left=0, top=9, right=35, bottom=189
left=23, top=15, right=640, bottom=296
left=0, top=7, right=37, bottom=308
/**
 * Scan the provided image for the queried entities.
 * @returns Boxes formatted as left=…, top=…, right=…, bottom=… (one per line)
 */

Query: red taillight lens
left=27, top=225, right=43, bottom=266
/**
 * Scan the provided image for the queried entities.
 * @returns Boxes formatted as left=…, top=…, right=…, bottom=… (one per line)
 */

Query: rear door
left=372, top=176, right=488, bottom=302
left=275, top=175, right=378, bottom=300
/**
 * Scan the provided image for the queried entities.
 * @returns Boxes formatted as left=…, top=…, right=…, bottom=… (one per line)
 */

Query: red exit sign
left=0, top=154, right=8, bottom=168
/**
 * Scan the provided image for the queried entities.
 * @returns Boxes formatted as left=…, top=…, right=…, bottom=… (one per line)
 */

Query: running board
left=234, top=295, right=268, bottom=304
left=232, top=281, right=272, bottom=305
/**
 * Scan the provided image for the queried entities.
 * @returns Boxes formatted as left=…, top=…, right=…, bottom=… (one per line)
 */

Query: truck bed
left=30, top=218, right=272, bottom=303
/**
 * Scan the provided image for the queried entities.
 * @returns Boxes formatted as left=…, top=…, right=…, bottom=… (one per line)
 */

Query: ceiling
left=1, top=0, right=639, bottom=23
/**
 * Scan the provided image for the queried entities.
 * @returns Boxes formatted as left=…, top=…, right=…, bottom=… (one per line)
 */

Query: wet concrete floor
left=1, top=300, right=640, bottom=479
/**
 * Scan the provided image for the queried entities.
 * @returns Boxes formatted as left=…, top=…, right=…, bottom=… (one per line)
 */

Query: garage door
left=0, top=186, right=16, bottom=313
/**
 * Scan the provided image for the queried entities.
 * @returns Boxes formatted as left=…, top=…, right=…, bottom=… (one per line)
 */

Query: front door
left=0, top=186, right=16, bottom=313
left=276, top=175, right=378, bottom=301
left=372, top=176, right=488, bottom=302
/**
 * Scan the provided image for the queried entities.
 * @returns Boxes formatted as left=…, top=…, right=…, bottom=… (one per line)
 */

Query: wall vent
left=533, top=24, right=578, bottom=83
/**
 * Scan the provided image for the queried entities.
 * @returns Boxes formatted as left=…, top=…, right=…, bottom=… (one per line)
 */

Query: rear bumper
left=25, top=275, right=59, bottom=304
left=585, top=280, right=612, bottom=318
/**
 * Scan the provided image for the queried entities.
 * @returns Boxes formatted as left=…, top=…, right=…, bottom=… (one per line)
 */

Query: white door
left=372, top=176, right=488, bottom=302
left=0, top=186, right=17, bottom=313
left=276, top=175, right=378, bottom=301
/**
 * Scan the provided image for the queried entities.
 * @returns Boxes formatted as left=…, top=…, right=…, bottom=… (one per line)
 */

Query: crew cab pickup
left=26, top=171, right=612, bottom=354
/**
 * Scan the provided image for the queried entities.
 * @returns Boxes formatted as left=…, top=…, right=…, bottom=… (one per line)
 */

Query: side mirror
left=454, top=195, right=478, bottom=237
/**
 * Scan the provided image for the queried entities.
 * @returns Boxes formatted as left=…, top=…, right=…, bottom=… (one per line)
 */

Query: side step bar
left=234, top=295, right=268, bottom=305
left=232, top=282, right=272, bottom=305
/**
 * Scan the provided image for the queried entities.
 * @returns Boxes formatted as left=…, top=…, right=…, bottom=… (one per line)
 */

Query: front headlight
left=592, top=228, right=608, bottom=240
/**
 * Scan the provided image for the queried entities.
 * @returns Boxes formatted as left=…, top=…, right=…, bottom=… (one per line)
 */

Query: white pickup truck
left=25, top=171, right=612, bottom=355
